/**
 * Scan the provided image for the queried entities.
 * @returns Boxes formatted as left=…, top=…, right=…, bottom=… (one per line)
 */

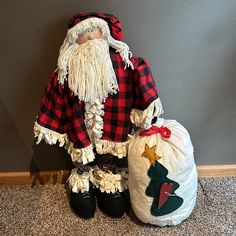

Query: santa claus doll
left=34, top=12, right=163, bottom=219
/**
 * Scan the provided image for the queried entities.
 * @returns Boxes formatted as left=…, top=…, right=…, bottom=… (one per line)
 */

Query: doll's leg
left=90, top=153, right=128, bottom=218
left=68, top=162, right=96, bottom=219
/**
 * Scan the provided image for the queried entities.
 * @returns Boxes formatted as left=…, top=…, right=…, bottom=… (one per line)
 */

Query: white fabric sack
left=128, top=118, right=197, bottom=226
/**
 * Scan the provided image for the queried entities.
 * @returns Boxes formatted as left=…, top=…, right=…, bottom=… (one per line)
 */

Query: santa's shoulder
left=131, top=56, right=151, bottom=70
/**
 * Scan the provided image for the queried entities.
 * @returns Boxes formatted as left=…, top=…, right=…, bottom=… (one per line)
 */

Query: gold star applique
left=141, top=143, right=161, bottom=166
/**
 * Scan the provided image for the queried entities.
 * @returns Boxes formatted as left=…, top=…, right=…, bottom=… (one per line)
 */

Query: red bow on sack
left=139, top=125, right=171, bottom=139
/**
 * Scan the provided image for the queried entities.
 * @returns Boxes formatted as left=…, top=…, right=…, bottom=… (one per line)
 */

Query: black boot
left=70, top=188, right=96, bottom=219
left=121, top=189, right=131, bottom=212
left=96, top=190, right=126, bottom=218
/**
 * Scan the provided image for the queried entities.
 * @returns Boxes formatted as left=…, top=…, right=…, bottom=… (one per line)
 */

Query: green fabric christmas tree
left=145, top=161, right=184, bottom=216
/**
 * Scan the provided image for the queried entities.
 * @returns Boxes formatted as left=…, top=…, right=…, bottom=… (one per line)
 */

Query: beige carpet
left=0, top=177, right=235, bottom=236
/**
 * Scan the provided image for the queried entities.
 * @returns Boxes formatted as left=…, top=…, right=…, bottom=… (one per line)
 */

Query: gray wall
left=0, top=0, right=236, bottom=172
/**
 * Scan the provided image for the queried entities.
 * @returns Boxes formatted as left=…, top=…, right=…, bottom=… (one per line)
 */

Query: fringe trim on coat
left=95, top=139, right=129, bottom=159
left=34, top=121, right=129, bottom=164
left=34, top=122, right=95, bottom=165
left=130, top=98, right=164, bottom=130
left=84, top=100, right=129, bottom=159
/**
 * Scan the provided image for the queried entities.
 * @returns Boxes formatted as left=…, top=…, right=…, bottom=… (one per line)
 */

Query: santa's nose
left=88, top=34, right=95, bottom=40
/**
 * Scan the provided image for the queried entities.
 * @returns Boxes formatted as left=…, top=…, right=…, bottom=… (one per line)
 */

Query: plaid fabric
left=68, top=12, right=124, bottom=40
left=38, top=70, right=91, bottom=149
left=36, top=48, right=159, bottom=149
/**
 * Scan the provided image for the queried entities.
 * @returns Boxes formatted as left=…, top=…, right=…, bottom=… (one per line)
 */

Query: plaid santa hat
left=68, top=12, right=124, bottom=40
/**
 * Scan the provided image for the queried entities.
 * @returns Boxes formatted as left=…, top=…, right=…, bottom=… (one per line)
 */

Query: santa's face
left=76, top=27, right=103, bottom=45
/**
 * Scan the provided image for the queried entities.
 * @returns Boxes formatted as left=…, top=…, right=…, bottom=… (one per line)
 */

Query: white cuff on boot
left=67, top=168, right=90, bottom=193
left=89, top=166, right=128, bottom=194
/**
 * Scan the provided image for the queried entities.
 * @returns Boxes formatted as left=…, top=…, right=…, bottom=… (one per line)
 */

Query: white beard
left=57, top=39, right=118, bottom=104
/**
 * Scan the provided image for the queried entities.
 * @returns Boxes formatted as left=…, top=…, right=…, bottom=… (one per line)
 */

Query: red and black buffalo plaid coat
left=37, top=50, right=158, bottom=149
left=35, top=12, right=159, bottom=157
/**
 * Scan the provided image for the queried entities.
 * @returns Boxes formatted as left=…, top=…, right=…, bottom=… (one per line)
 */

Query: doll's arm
left=34, top=69, right=67, bottom=140
left=130, top=57, right=163, bottom=129
left=34, top=69, right=94, bottom=165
